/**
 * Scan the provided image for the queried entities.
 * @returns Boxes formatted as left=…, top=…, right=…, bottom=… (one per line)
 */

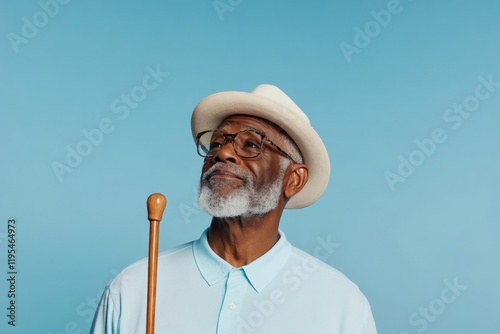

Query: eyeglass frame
left=195, top=129, right=299, bottom=164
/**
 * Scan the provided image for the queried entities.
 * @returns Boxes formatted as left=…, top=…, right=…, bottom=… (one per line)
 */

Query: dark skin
left=201, top=115, right=309, bottom=268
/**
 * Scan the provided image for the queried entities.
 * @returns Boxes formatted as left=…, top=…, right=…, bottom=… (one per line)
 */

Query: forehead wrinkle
left=215, top=116, right=292, bottom=151
left=216, top=121, right=268, bottom=135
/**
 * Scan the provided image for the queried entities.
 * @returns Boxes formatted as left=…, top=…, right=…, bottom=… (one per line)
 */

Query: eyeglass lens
left=198, top=130, right=263, bottom=158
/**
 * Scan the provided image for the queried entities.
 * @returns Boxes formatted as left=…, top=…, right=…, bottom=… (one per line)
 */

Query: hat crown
left=252, top=85, right=310, bottom=124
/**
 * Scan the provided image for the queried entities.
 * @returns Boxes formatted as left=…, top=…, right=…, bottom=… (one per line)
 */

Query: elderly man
left=91, top=85, right=377, bottom=334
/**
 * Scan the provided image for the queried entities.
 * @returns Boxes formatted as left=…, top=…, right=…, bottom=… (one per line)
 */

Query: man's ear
left=284, top=164, right=308, bottom=199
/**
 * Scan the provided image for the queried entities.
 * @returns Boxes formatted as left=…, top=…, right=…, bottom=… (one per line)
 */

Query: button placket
left=216, top=269, right=248, bottom=334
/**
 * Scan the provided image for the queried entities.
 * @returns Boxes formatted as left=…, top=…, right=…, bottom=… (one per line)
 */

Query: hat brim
left=191, top=91, right=330, bottom=209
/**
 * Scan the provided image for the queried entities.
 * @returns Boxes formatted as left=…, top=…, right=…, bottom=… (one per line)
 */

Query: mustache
left=202, top=163, right=250, bottom=184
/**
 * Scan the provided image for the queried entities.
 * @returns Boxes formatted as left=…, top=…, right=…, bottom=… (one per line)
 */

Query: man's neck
left=207, top=215, right=281, bottom=268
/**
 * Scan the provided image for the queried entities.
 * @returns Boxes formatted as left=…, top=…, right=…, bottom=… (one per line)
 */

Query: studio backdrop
left=1, top=0, right=499, bottom=333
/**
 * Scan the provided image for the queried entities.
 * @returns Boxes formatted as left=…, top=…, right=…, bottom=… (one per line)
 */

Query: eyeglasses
left=196, top=129, right=298, bottom=164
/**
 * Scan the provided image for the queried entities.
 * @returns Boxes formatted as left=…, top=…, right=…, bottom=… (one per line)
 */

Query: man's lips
left=208, top=169, right=243, bottom=180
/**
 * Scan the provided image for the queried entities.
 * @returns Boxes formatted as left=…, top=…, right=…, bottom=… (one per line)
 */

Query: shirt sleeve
left=90, top=286, right=119, bottom=334
left=356, top=299, right=377, bottom=334
left=360, top=311, right=377, bottom=334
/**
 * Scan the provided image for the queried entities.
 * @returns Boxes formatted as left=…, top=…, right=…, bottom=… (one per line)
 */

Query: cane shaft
left=145, top=193, right=166, bottom=334
left=146, top=220, right=159, bottom=334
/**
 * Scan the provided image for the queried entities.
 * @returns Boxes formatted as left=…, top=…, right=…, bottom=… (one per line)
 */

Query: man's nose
left=213, top=140, right=239, bottom=163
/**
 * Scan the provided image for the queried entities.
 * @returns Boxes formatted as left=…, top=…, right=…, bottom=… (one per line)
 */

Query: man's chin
left=198, top=199, right=249, bottom=219
left=204, top=179, right=245, bottom=195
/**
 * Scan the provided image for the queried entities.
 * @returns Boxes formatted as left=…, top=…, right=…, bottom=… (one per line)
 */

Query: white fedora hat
left=191, top=84, right=330, bottom=209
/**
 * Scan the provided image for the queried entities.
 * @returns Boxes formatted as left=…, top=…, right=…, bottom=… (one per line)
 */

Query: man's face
left=197, top=115, right=290, bottom=218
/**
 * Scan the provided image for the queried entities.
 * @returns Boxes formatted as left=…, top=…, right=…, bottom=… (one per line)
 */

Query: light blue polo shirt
left=90, top=229, right=376, bottom=334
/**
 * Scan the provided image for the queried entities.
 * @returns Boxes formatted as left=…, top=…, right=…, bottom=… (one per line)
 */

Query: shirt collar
left=193, top=228, right=291, bottom=293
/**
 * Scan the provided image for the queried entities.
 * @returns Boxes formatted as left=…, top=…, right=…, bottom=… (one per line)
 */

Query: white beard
left=198, top=160, right=289, bottom=218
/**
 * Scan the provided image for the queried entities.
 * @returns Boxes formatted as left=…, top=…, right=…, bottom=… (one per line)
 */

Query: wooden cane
left=146, top=193, right=167, bottom=334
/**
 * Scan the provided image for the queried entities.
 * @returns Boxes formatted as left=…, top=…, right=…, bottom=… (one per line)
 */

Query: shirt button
left=228, top=303, right=236, bottom=310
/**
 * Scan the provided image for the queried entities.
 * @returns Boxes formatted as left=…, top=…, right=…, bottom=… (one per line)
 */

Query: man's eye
left=244, top=141, right=260, bottom=149
left=209, top=142, right=223, bottom=150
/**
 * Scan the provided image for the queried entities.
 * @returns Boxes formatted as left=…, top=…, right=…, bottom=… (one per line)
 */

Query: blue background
left=1, top=0, right=499, bottom=333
